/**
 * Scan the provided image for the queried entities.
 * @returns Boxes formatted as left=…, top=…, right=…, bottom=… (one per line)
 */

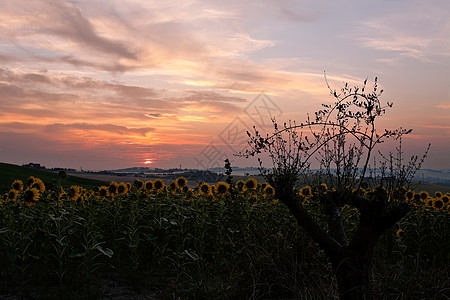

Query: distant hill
left=0, top=162, right=107, bottom=194
left=108, top=166, right=155, bottom=173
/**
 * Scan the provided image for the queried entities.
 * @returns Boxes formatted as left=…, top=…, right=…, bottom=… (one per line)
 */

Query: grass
left=0, top=162, right=107, bottom=194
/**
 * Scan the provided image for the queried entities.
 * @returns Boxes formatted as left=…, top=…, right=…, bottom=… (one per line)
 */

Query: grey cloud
left=110, top=85, right=158, bottom=98
left=0, top=83, right=25, bottom=98
left=0, top=82, right=79, bottom=106
left=44, top=123, right=154, bottom=136
left=59, top=75, right=159, bottom=98
left=166, top=90, right=248, bottom=116
left=22, top=73, right=53, bottom=84
left=0, top=122, right=154, bottom=137
left=43, top=1, right=136, bottom=60
left=58, top=55, right=134, bottom=73
left=179, top=90, right=247, bottom=103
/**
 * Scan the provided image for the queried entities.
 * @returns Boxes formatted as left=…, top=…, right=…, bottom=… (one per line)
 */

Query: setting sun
left=144, top=160, right=152, bottom=165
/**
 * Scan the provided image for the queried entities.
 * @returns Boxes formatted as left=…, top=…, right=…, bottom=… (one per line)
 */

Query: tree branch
left=275, top=186, right=342, bottom=254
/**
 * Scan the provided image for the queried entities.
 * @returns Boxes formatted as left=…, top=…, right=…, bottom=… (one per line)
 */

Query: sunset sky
left=1, top=0, right=449, bottom=171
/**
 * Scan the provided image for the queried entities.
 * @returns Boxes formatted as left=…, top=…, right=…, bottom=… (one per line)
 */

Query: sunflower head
left=433, top=199, right=444, bottom=210
left=442, top=194, right=449, bottom=204
left=145, top=180, right=154, bottom=192
left=154, top=179, right=165, bottom=191
left=396, top=229, right=403, bottom=238
left=118, top=182, right=128, bottom=195
left=98, top=186, right=109, bottom=198
left=419, top=191, right=429, bottom=201
left=406, top=190, right=415, bottom=201
left=300, top=186, right=312, bottom=198
left=236, top=180, right=245, bottom=192
left=198, top=182, right=211, bottom=195
left=216, top=182, right=229, bottom=194
left=22, top=188, right=40, bottom=206
left=264, top=185, right=275, bottom=197
left=133, top=179, right=144, bottom=190
left=31, top=178, right=46, bottom=193
left=27, top=176, right=36, bottom=187
left=108, top=182, right=118, bottom=195
left=7, top=190, right=18, bottom=201
left=169, top=181, right=179, bottom=192
left=68, top=185, right=81, bottom=200
left=245, top=178, right=257, bottom=190
left=177, top=177, right=187, bottom=188
left=11, top=180, right=24, bottom=192
left=435, top=191, right=443, bottom=198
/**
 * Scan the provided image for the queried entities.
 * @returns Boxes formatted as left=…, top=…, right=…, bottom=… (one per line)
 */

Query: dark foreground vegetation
left=0, top=175, right=449, bottom=299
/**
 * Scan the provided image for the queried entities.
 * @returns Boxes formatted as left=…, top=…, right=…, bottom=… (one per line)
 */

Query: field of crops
left=1, top=175, right=449, bottom=299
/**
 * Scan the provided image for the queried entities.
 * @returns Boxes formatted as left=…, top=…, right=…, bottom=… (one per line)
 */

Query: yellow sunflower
left=154, top=179, right=165, bottom=191
left=433, top=199, right=444, bottom=210
left=176, top=176, right=187, bottom=188
left=68, top=185, right=81, bottom=200
left=31, top=178, right=46, bottom=193
left=419, top=191, right=429, bottom=202
left=11, top=180, right=24, bottom=192
left=169, top=180, right=179, bottom=192
left=406, top=190, right=415, bottom=201
left=245, top=178, right=257, bottom=190
left=27, top=176, right=36, bottom=187
left=198, top=182, right=212, bottom=196
left=300, top=186, right=312, bottom=198
left=98, top=186, right=109, bottom=198
left=133, top=179, right=144, bottom=190
left=216, top=182, right=229, bottom=195
left=145, top=180, right=154, bottom=192
left=442, top=194, right=449, bottom=205
left=236, top=180, right=245, bottom=193
left=263, top=185, right=275, bottom=197
left=117, top=182, right=128, bottom=195
left=7, top=190, right=19, bottom=201
left=108, top=182, right=118, bottom=195
left=22, top=188, right=40, bottom=206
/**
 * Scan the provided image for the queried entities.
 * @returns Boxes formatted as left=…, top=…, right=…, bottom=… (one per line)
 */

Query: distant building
left=22, top=163, right=46, bottom=170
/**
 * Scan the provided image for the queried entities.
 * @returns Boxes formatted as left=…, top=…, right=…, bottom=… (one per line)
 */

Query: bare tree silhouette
left=243, top=76, right=429, bottom=299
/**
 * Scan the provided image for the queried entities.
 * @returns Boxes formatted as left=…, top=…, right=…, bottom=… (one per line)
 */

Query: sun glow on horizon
left=144, top=160, right=153, bottom=165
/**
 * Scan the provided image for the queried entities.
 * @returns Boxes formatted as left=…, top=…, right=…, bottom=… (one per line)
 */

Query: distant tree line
left=22, top=163, right=76, bottom=172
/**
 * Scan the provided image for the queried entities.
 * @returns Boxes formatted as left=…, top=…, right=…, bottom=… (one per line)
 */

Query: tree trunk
left=275, top=185, right=410, bottom=299
left=330, top=252, right=372, bottom=300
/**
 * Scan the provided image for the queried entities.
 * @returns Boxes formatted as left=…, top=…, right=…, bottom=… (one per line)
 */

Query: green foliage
left=0, top=177, right=449, bottom=298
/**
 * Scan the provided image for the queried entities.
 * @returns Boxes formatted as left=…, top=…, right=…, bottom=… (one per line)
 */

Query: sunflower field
left=1, top=176, right=449, bottom=299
